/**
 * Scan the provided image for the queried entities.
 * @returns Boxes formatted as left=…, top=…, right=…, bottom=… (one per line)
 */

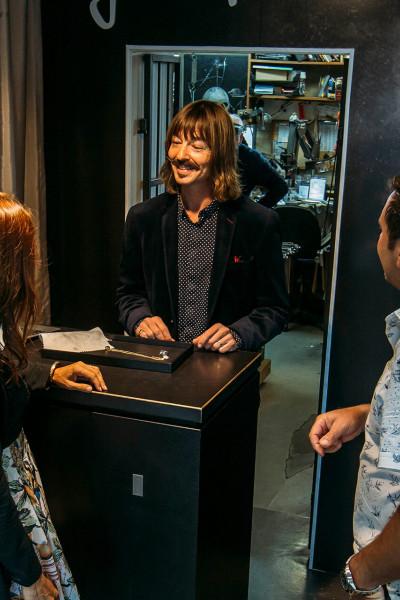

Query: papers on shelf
left=253, top=66, right=293, bottom=82
left=253, top=84, right=274, bottom=95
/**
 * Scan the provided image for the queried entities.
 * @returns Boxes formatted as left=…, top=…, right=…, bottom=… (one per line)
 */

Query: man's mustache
left=167, top=156, right=200, bottom=169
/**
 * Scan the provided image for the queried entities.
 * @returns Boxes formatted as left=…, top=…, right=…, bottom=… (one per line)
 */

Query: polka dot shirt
left=177, top=197, right=218, bottom=343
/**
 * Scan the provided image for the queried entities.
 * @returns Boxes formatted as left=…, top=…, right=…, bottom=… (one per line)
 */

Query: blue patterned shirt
left=353, top=308, right=400, bottom=599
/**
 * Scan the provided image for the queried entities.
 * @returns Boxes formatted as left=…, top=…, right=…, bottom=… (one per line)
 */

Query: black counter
left=26, top=346, right=261, bottom=600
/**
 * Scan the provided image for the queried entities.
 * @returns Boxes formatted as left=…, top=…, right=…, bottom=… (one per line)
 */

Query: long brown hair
left=160, top=100, right=241, bottom=202
left=0, top=193, right=38, bottom=379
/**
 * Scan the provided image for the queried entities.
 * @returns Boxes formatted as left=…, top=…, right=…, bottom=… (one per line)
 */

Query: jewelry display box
left=41, top=334, right=193, bottom=373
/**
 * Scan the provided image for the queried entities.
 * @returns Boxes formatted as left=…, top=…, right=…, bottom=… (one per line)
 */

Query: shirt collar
left=178, top=195, right=219, bottom=224
left=385, top=308, right=400, bottom=348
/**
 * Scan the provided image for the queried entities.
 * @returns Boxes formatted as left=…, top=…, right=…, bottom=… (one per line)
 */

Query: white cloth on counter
left=40, top=326, right=113, bottom=353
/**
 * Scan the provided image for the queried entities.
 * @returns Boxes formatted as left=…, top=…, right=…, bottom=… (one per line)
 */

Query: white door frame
left=125, top=44, right=355, bottom=568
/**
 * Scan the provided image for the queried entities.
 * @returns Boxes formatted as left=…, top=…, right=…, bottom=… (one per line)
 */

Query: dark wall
left=41, top=0, right=400, bottom=571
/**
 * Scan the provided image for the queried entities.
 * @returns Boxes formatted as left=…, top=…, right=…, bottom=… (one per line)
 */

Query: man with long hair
left=117, top=100, right=288, bottom=351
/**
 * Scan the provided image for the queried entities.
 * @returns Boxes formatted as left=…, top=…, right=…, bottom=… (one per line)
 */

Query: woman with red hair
left=0, top=193, right=106, bottom=599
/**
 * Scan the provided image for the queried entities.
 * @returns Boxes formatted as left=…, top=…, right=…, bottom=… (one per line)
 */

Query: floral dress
left=2, top=430, right=79, bottom=600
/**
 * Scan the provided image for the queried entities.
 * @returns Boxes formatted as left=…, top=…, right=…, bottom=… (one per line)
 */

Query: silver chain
left=105, top=346, right=169, bottom=361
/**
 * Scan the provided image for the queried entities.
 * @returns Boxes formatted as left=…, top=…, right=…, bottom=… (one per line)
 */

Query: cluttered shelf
left=246, top=55, right=345, bottom=105
left=249, top=95, right=340, bottom=103
left=241, top=52, right=347, bottom=217
left=249, top=60, right=345, bottom=67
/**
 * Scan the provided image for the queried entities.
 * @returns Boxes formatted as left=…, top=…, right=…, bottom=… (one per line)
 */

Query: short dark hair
left=385, top=176, right=400, bottom=249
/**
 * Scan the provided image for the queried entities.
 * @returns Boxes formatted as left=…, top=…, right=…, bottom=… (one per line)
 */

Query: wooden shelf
left=250, top=95, right=340, bottom=103
left=251, top=59, right=344, bottom=67
left=246, top=54, right=345, bottom=112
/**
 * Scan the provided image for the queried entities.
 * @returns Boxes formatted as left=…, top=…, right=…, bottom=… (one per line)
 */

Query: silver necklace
left=105, top=346, right=169, bottom=361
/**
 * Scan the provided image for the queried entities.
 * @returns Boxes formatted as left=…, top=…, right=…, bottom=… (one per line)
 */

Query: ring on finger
left=137, top=328, right=144, bottom=336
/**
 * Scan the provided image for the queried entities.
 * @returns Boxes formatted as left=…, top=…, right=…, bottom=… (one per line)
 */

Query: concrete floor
left=249, top=324, right=347, bottom=599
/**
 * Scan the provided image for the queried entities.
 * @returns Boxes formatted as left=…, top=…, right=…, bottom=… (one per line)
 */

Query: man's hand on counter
left=52, top=362, right=108, bottom=392
left=135, top=316, right=175, bottom=341
left=193, top=323, right=239, bottom=353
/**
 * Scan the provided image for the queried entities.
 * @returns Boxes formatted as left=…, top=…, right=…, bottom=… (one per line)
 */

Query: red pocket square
left=233, top=255, right=253, bottom=264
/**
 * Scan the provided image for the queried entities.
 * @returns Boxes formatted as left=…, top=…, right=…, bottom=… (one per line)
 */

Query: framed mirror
left=125, top=44, right=354, bottom=578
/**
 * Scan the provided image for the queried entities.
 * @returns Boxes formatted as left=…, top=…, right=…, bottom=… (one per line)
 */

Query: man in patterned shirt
left=116, top=100, right=289, bottom=351
left=309, top=177, right=400, bottom=599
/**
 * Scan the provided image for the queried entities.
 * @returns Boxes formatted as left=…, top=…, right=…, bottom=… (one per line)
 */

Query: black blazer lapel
left=161, top=197, right=179, bottom=325
left=208, top=204, right=237, bottom=321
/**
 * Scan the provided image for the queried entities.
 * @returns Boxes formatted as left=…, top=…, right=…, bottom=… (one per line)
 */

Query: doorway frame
left=125, top=44, right=355, bottom=567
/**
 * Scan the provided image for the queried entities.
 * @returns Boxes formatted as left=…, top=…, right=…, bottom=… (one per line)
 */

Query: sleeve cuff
left=229, top=328, right=243, bottom=349
left=133, top=318, right=146, bottom=336
left=45, top=361, right=61, bottom=390
left=126, top=311, right=152, bottom=337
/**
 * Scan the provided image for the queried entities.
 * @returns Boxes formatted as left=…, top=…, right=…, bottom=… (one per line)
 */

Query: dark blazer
left=116, top=193, right=289, bottom=351
left=0, top=359, right=50, bottom=595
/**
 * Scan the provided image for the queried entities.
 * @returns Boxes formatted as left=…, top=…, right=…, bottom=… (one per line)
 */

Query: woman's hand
left=51, top=362, right=107, bottom=392
left=23, top=573, right=59, bottom=599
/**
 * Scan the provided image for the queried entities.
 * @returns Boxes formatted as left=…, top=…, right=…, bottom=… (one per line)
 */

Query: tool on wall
left=189, top=55, right=229, bottom=106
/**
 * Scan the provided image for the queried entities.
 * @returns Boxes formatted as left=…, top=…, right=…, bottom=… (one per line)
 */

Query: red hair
left=0, top=193, right=38, bottom=379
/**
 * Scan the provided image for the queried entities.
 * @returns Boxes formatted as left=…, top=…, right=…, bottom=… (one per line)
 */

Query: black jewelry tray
left=41, top=335, right=193, bottom=373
